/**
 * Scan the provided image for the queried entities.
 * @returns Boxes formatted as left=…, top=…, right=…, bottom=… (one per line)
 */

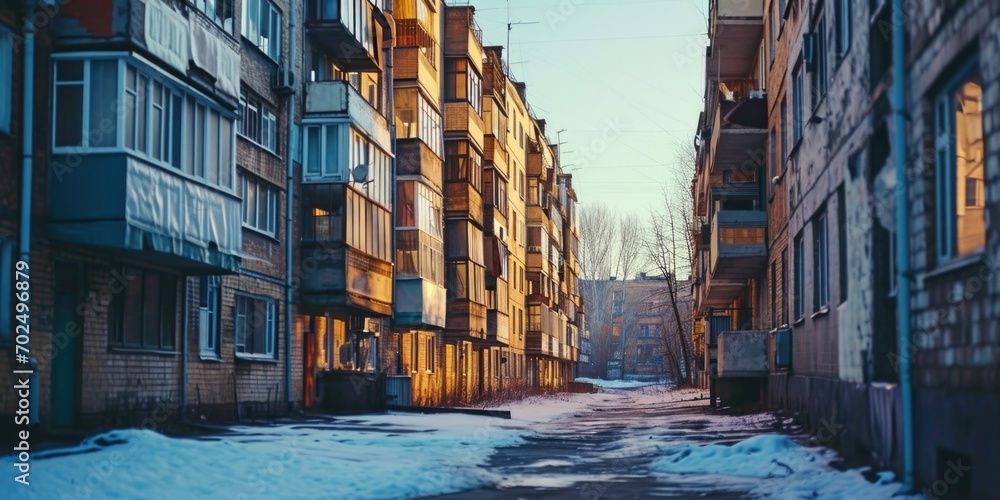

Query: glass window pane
left=55, top=84, right=84, bottom=147
left=171, top=94, right=183, bottom=168
left=207, top=110, right=220, bottom=184
left=137, top=75, right=148, bottom=153
left=307, top=127, right=321, bottom=174
left=325, top=126, right=338, bottom=175
left=954, top=75, right=985, bottom=256
left=220, top=118, right=232, bottom=188
left=88, top=60, right=118, bottom=148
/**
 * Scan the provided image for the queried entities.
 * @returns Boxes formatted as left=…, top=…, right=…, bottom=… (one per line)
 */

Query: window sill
left=792, top=317, right=805, bottom=326
left=242, top=225, right=280, bottom=242
left=811, top=306, right=830, bottom=319
left=237, top=134, right=282, bottom=160
left=236, top=354, right=279, bottom=363
left=199, top=354, right=223, bottom=362
left=109, top=347, right=177, bottom=356
left=923, top=251, right=987, bottom=282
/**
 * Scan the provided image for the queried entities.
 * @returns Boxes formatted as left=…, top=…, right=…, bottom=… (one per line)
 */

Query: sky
left=466, top=0, right=709, bottom=214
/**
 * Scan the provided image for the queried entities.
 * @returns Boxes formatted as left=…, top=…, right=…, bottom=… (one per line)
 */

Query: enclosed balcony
left=395, top=278, right=447, bottom=329
left=705, top=209, right=767, bottom=305
left=300, top=184, right=394, bottom=316
left=707, top=0, right=764, bottom=80
left=49, top=154, right=242, bottom=274
left=486, top=309, right=510, bottom=346
left=47, top=57, right=241, bottom=274
left=306, top=0, right=388, bottom=72
left=305, top=79, right=392, bottom=154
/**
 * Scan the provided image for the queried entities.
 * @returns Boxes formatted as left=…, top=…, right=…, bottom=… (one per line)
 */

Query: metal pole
left=891, top=0, right=914, bottom=490
left=20, top=0, right=38, bottom=425
left=284, top=0, right=298, bottom=410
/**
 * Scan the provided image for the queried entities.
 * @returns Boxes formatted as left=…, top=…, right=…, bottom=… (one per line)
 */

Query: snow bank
left=651, top=434, right=918, bottom=499
left=574, top=377, right=663, bottom=389
left=25, top=412, right=528, bottom=500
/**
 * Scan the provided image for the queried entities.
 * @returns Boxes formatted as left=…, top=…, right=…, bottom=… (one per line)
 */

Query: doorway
left=50, top=262, right=83, bottom=428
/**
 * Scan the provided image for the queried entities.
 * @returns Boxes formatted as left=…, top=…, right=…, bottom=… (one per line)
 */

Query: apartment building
left=390, top=0, right=448, bottom=406
left=295, top=0, right=395, bottom=410
left=694, top=0, right=1000, bottom=494
left=0, top=0, right=581, bottom=431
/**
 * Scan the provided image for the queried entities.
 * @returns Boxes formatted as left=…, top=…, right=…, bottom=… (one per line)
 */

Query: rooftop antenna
left=507, top=0, right=538, bottom=53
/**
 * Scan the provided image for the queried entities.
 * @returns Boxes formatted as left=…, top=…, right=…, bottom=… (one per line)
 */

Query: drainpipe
left=284, top=0, right=298, bottom=411
left=891, top=0, right=914, bottom=491
left=20, top=0, right=39, bottom=425
left=383, top=5, right=398, bottom=376
left=180, top=278, right=189, bottom=420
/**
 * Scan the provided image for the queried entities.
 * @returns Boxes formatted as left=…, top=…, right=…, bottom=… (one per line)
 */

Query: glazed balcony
left=394, top=278, right=447, bottom=329
left=444, top=300, right=488, bottom=340
left=306, top=0, right=388, bottom=72
left=486, top=309, right=511, bottom=347
left=300, top=184, right=394, bottom=316
left=444, top=101, right=485, bottom=149
left=305, top=79, right=392, bottom=154
left=48, top=153, right=241, bottom=274
left=703, top=210, right=766, bottom=307
left=707, top=0, right=764, bottom=80
left=395, top=139, right=444, bottom=190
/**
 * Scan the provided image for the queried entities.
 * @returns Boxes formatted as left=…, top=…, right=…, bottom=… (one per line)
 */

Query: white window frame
left=242, top=0, right=282, bottom=60
left=240, top=174, right=279, bottom=236
left=234, top=293, right=277, bottom=359
left=199, top=276, right=222, bottom=358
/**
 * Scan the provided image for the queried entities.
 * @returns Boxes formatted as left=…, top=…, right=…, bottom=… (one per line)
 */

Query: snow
left=25, top=412, right=531, bottom=500
left=651, top=434, right=921, bottom=499
left=21, top=386, right=918, bottom=499
left=574, top=377, right=664, bottom=388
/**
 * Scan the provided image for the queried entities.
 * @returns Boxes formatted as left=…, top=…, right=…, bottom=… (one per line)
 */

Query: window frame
left=933, top=58, right=985, bottom=264
left=193, top=0, right=236, bottom=34
left=109, top=267, right=178, bottom=352
left=242, top=0, right=282, bottom=61
left=813, top=210, right=830, bottom=312
left=234, top=293, right=277, bottom=360
left=199, top=275, right=222, bottom=359
left=240, top=173, right=279, bottom=237
left=793, top=234, right=805, bottom=321
left=238, top=90, right=278, bottom=154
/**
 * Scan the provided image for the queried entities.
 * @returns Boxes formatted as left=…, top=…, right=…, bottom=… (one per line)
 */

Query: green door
left=50, top=263, right=81, bottom=428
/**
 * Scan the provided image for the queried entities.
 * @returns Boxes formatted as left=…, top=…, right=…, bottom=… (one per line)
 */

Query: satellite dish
left=352, top=163, right=369, bottom=183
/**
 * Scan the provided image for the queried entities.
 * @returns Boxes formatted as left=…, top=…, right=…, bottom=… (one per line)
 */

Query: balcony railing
left=396, top=19, right=438, bottom=69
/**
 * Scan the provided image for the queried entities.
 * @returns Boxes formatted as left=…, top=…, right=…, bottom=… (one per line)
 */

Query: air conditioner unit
left=272, top=66, right=295, bottom=96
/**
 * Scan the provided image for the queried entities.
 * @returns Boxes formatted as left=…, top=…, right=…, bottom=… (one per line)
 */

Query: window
left=768, top=128, right=777, bottom=195
left=54, top=59, right=117, bottom=149
left=770, top=260, right=778, bottom=328
left=834, top=0, right=851, bottom=59
left=445, top=140, right=483, bottom=191
left=813, top=210, right=830, bottom=311
left=0, top=25, right=11, bottom=134
left=426, top=336, right=435, bottom=373
left=793, top=234, right=805, bottom=320
left=808, top=9, right=828, bottom=108
left=792, top=62, right=803, bottom=144
left=242, top=0, right=282, bottom=60
left=934, top=61, right=985, bottom=261
left=199, top=276, right=221, bottom=358
left=780, top=97, right=788, bottom=160
left=234, top=294, right=276, bottom=358
left=837, top=183, right=848, bottom=303
left=768, top=0, right=776, bottom=63
left=0, top=239, right=11, bottom=343
left=110, top=267, right=177, bottom=351
left=238, top=91, right=278, bottom=153
left=240, top=174, right=279, bottom=236
left=445, top=57, right=482, bottom=115
left=781, top=248, right=789, bottom=325
left=193, top=0, right=235, bottom=33
left=447, top=261, right=486, bottom=304
left=394, top=89, right=443, bottom=158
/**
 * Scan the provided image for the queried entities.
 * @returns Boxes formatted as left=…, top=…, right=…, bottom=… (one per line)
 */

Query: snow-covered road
left=21, top=384, right=918, bottom=499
